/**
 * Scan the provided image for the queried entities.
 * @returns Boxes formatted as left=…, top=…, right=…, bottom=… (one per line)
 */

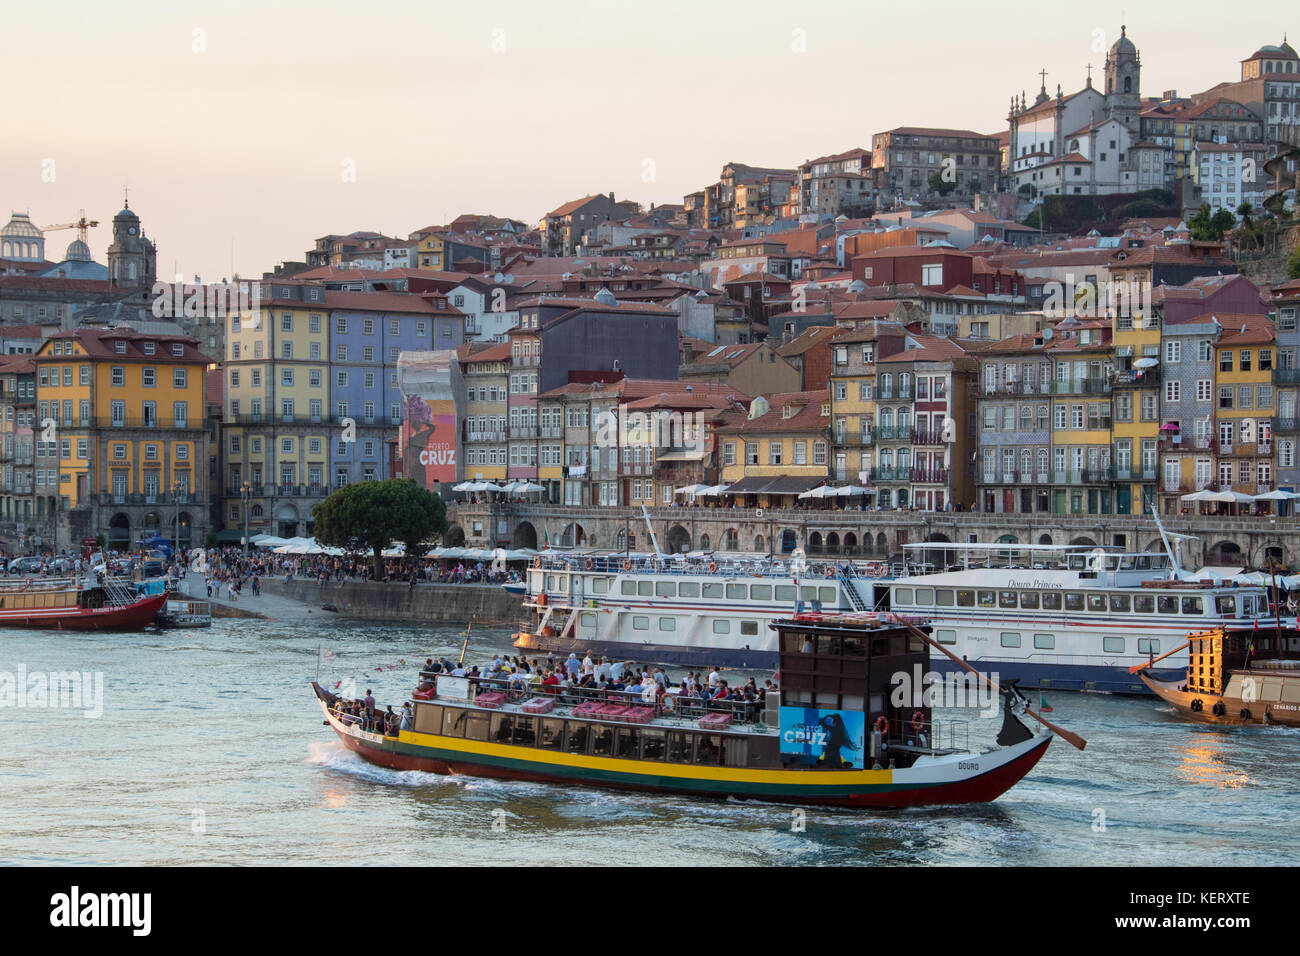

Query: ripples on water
left=1, top=612, right=1297, bottom=865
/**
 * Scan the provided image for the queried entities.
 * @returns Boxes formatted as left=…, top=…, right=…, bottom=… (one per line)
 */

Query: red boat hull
left=0, top=592, right=168, bottom=630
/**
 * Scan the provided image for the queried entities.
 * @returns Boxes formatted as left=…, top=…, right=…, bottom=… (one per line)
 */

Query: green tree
left=1287, top=243, right=1300, bottom=280
left=312, top=478, right=448, bottom=579
left=1188, top=203, right=1238, bottom=241
left=927, top=170, right=956, bottom=197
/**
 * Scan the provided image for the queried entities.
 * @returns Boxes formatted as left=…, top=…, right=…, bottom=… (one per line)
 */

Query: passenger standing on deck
left=364, top=689, right=376, bottom=730
left=708, top=667, right=721, bottom=690
left=581, top=651, right=594, bottom=678
left=565, top=652, right=581, bottom=677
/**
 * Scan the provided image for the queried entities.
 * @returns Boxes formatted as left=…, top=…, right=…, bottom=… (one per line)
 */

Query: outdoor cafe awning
left=724, top=475, right=823, bottom=495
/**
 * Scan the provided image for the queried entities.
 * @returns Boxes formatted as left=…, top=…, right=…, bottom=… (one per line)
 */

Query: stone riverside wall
left=259, top=579, right=522, bottom=626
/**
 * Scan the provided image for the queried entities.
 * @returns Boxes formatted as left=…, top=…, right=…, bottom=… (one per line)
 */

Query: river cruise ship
left=315, top=615, right=1054, bottom=809
left=887, top=543, right=1276, bottom=694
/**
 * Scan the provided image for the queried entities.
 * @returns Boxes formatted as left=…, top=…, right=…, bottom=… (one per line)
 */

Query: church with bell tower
left=107, top=194, right=157, bottom=296
left=1103, top=24, right=1142, bottom=136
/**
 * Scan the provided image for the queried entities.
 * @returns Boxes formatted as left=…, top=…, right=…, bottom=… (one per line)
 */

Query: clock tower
left=107, top=198, right=157, bottom=293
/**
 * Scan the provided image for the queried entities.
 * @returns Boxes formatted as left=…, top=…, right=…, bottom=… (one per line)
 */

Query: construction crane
left=42, top=209, right=99, bottom=242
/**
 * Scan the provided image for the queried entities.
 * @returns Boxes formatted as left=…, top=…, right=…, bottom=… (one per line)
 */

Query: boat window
left=1242, top=595, right=1261, bottom=617
left=935, top=628, right=956, bottom=645
left=1215, top=595, right=1236, bottom=616
left=1260, top=679, right=1284, bottom=703
left=539, top=719, right=564, bottom=750
left=1087, top=594, right=1106, bottom=613
left=621, top=580, right=636, bottom=596
left=1001, top=632, right=1021, bottom=647
left=713, top=619, right=731, bottom=634
left=1120, top=556, right=1136, bottom=570
left=1137, top=638, right=1160, bottom=655
left=1020, top=591, right=1040, bottom=609
left=1110, top=594, right=1131, bottom=612
left=702, top=583, right=724, bottom=599
left=723, top=737, right=748, bottom=767
left=819, top=586, right=836, bottom=604
left=1224, top=675, right=1247, bottom=698
left=462, top=712, right=490, bottom=742
left=1034, top=633, right=1055, bottom=649
left=694, top=734, right=723, bottom=765
left=800, top=586, right=819, bottom=602
left=1134, top=555, right=1151, bottom=569
left=977, top=590, right=996, bottom=608
left=817, top=634, right=839, bottom=655
left=678, top=581, right=699, bottom=598
left=1151, top=556, right=1169, bottom=569
left=750, top=584, right=772, bottom=601
left=1067, top=555, right=1084, bottom=570
left=547, top=575, right=557, bottom=590
left=1157, top=595, right=1180, bottom=614
left=443, top=709, right=470, bottom=737
left=775, top=585, right=797, bottom=602
left=565, top=722, right=589, bottom=753
left=616, top=728, right=639, bottom=758
left=413, top=704, right=442, bottom=735
left=936, top=589, right=955, bottom=607
left=632, top=616, right=649, bottom=630
left=641, top=729, right=666, bottom=760
left=491, top=714, right=513, bottom=743
left=727, top=584, right=748, bottom=600
left=590, top=725, right=615, bottom=756
left=740, top=621, right=758, bottom=636
left=1181, top=596, right=1203, bottom=615
left=1041, top=592, right=1062, bottom=610
left=956, top=589, right=975, bottom=607
left=1134, top=594, right=1155, bottom=613
left=658, top=617, right=676, bottom=632
left=580, top=612, right=596, bottom=628
left=895, top=588, right=914, bottom=606
left=842, top=634, right=865, bottom=655
left=916, top=588, right=935, bottom=606
left=656, top=582, right=676, bottom=598
left=592, top=578, right=609, bottom=594
left=999, top=590, right=1017, bottom=609
left=637, top=581, right=653, bottom=597
left=1065, top=592, right=1084, bottom=612
left=667, top=732, right=692, bottom=763
left=1281, top=683, right=1300, bottom=705
left=512, top=716, right=536, bottom=746
left=1104, top=637, right=1125, bottom=653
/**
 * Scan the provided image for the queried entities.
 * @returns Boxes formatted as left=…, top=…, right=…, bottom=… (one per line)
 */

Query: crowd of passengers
left=335, top=654, right=777, bottom=734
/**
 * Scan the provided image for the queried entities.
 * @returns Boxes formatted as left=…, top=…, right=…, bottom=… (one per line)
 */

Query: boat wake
left=305, top=741, right=445, bottom=788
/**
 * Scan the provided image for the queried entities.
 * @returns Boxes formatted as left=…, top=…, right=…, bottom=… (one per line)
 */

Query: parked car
left=8, top=556, right=43, bottom=575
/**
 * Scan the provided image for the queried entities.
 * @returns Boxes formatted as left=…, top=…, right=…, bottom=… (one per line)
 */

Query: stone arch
left=699, top=533, right=710, bottom=551
left=754, top=534, right=765, bottom=553
left=510, top=521, right=536, bottom=550
left=1144, top=538, right=1163, bottom=554
left=1262, top=545, right=1285, bottom=567
left=826, top=531, right=841, bottom=553
left=444, top=523, right=467, bottom=547
left=843, top=532, right=858, bottom=554
left=808, top=531, right=823, bottom=554
left=780, top=529, right=797, bottom=553
left=1206, top=540, right=1242, bottom=565
left=276, top=503, right=300, bottom=538
left=724, top=528, right=739, bottom=551
left=559, top=522, right=585, bottom=548
left=1038, top=533, right=1054, bottom=546
left=875, top=532, right=887, bottom=552
left=1069, top=535, right=1097, bottom=547
left=665, top=524, right=691, bottom=555
left=108, top=512, right=130, bottom=549
left=175, top=511, right=193, bottom=546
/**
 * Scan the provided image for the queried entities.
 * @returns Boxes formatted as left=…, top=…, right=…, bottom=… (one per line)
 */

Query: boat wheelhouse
left=314, top=615, right=1053, bottom=808
left=885, top=542, right=1276, bottom=694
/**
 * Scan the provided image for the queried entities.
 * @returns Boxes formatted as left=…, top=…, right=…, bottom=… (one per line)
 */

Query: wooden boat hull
left=313, top=685, right=1051, bottom=809
left=1139, top=672, right=1300, bottom=727
left=0, top=592, right=168, bottom=630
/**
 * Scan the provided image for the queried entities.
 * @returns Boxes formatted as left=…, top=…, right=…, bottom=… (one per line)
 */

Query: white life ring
left=641, top=683, right=657, bottom=704
left=661, top=694, right=676, bottom=713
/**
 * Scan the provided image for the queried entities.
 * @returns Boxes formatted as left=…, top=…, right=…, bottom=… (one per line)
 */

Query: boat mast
left=640, top=504, right=663, bottom=556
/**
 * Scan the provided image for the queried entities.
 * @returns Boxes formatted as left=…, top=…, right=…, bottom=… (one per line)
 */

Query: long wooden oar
left=1128, top=638, right=1190, bottom=675
left=897, top=618, right=1087, bottom=751
left=457, top=621, right=473, bottom=666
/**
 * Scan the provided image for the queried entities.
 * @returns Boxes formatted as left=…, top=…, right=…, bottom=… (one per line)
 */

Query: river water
left=2, top=610, right=1298, bottom=866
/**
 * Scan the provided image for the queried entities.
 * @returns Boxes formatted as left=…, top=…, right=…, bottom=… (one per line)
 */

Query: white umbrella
left=798, top=485, right=831, bottom=499
left=513, top=482, right=545, bottom=493
left=832, top=484, right=873, bottom=496
left=675, top=483, right=711, bottom=496
left=1253, top=490, right=1300, bottom=501
left=1180, top=490, right=1218, bottom=502
left=1207, top=490, right=1255, bottom=504
left=700, top=484, right=731, bottom=496
left=1133, top=357, right=1159, bottom=369
left=452, top=481, right=475, bottom=492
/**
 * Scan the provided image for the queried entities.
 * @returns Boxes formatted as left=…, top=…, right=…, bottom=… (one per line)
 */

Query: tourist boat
left=885, top=540, right=1280, bottom=694
left=312, top=614, right=1058, bottom=809
left=1138, top=623, right=1300, bottom=725
left=155, top=597, right=213, bottom=628
left=0, top=576, right=167, bottom=630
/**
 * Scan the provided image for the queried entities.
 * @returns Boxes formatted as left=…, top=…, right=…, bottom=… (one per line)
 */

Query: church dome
left=114, top=206, right=139, bottom=221
left=65, top=238, right=92, bottom=261
left=2, top=212, right=42, bottom=238
left=1110, top=25, right=1137, bottom=58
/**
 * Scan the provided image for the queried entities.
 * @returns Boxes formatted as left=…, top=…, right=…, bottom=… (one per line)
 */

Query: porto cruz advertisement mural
left=397, top=350, right=463, bottom=490
left=779, top=706, right=866, bottom=769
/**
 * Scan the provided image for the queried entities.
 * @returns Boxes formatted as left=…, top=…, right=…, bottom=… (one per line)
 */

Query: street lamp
left=241, top=481, right=252, bottom=557
left=173, top=479, right=186, bottom=556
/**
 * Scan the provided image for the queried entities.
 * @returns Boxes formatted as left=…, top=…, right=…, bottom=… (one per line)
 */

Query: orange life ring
left=24, top=578, right=32, bottom=590
left=910, top=710, right=926, bottom=731
left=708, top=562, right=718, bottom=574
left=623, top=559, right=633, bottom=571
left=532, top=557, right=541, bottom=569
left=874, top=715, right=888, bottom=735
left=585, top=558, right=594, bottom=570
left=824, top=566, right=835, bottom=578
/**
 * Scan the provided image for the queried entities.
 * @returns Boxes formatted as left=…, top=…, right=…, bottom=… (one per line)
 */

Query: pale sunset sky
left=1, top=0, right=1292, bottom=278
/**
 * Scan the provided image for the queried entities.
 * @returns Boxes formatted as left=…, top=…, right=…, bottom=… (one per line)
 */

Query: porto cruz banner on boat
left=779, top=707, right=866, bottom=769
left=397, top=350, right=464, bottom=490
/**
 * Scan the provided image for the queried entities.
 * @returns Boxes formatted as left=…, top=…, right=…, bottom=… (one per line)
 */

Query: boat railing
left=880, top=717, right=969, bottom=754
left=531, top=555, right=888, bottom=581
left=422, top=673, right=765, bottom=725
